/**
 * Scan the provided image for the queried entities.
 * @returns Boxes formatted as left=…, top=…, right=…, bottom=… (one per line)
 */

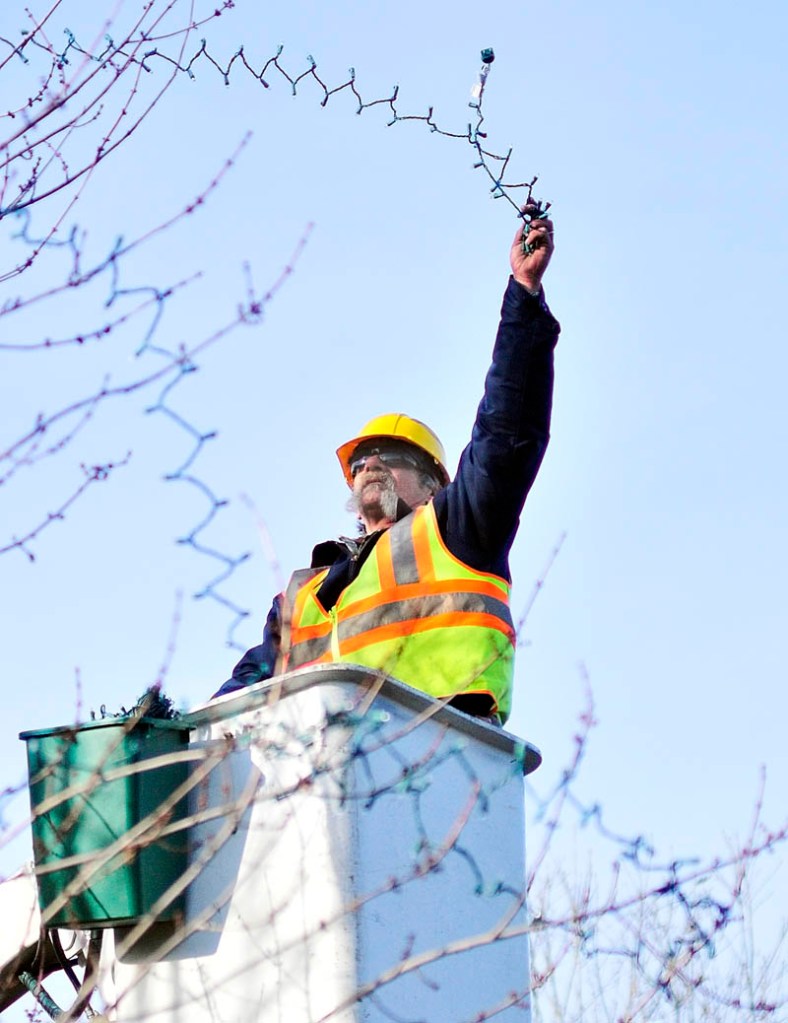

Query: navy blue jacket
left=215, top=278, right=560, bottom=701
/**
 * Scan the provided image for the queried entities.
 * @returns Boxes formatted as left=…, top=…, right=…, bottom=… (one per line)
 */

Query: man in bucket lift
left=214, top=211, right=559, bottom=725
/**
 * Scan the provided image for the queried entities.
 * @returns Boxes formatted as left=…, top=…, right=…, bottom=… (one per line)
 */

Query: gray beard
left=348, top=474, right=401, bottom=526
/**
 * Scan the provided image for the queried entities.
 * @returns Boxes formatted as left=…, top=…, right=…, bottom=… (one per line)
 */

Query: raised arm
left=433, top=209, right=561, bottom=579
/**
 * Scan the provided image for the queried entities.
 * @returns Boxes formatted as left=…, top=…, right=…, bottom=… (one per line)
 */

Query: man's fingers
left=513, top=214, right=555, bottom=244
left=522, top=222, right=555, bottom=252
left=530, top=218, right=555, bottom=236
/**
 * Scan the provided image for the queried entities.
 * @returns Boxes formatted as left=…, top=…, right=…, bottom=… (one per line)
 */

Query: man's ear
left=419, top=472, right=441, bottom=498
left=429, top=476, right=445, bottom=497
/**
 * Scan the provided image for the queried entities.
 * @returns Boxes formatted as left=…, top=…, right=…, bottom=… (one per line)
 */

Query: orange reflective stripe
left=376, top=532, right=397, bottom=591
left=338, top=611, right=515, bottom=655
left=292, top=569, right=329, bottom=623
left=392, top=578, right=507, bottom=602
left=290, top=620, right=333, bottom=642
left=280, top=567, right=325, bottom=675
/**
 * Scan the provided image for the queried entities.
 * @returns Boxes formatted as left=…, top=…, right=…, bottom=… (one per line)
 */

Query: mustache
left=359, top=471, right=395, bottom=488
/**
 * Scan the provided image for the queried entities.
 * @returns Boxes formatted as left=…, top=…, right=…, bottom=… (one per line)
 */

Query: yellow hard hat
left=336, top=413, right=450, bottom=487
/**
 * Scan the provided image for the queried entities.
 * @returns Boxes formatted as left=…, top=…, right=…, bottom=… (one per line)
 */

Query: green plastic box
left=21, top=717, right=191, bottom=928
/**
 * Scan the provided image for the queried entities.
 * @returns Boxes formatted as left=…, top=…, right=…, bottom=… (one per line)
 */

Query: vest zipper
left=329, top=606, right=340, bottom=661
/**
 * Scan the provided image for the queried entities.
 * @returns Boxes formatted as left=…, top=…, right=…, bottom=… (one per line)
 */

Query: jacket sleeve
left=433, top=276, right=560, bottom=580
left=211, top=595, right=282, bottom=698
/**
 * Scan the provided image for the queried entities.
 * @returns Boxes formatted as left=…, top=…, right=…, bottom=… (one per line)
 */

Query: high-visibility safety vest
left=279, top=502, right=516, bottom=722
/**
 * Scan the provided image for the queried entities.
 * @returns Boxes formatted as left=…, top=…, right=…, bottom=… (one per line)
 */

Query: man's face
left=350, top=443, right=435, bottom=528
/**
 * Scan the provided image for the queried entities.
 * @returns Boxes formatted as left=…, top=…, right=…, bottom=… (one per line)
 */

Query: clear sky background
left=2, top=0, right=787, bottom=1008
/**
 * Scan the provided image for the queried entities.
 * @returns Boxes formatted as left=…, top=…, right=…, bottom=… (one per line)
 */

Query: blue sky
left=2, top=0, right=787, bottom=1006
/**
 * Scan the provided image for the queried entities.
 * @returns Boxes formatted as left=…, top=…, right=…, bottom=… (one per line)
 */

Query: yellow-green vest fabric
left=280, top=503, right=516, bottom=722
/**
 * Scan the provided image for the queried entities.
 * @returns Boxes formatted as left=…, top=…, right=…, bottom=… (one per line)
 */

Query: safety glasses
left=349, top=448, right=422, bottom=478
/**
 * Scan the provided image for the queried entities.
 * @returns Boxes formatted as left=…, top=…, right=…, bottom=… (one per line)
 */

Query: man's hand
left=510, top=205, right=555, bottom=295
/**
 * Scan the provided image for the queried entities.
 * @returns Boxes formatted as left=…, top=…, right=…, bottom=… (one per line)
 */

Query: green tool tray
left=21, top=716, right=190, bottom=928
